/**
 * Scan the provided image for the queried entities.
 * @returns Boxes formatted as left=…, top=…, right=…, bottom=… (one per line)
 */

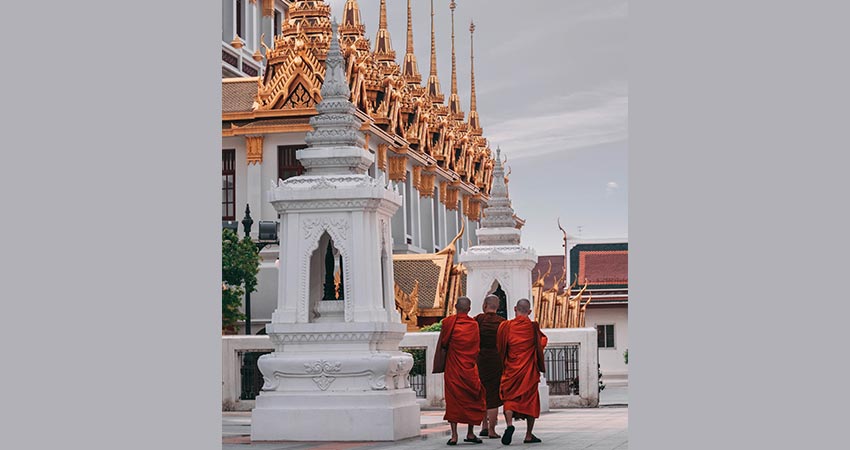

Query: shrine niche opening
left=487, top=280, right=508, bottom=319
left=308, top=232, right=345, bottom=323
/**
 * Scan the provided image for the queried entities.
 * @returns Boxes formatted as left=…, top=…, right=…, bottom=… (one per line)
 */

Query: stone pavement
left=223, top=407, right=628, bottom=450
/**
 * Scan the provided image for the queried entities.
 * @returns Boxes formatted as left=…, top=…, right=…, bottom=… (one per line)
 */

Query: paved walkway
left=223, top=407, right=628, bottom=450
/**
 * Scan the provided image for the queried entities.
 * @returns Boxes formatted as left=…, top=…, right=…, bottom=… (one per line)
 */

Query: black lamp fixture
left=258, top=221, right=278, bottom=242
left=222, top=220, right=239, bottom=234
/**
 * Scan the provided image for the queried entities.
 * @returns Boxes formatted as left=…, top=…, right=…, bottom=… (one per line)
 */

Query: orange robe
left=497, top=315, right=548, bottom=419
left=439, top=313, right=486, bottom=424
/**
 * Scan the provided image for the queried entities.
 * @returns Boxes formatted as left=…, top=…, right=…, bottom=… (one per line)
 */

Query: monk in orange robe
left=497, top=299, right=548, bottom=445
left=475, top=294, right=506, bottom=438
left=438, top=296, right=486, bottom=445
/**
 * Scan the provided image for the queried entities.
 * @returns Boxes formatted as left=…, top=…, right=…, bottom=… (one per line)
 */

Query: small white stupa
left=459, top=148, right=538, bottom=319
left=251, top=21, right=420, bottom=442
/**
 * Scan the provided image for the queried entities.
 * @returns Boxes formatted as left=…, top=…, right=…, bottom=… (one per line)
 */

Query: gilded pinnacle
left=469, top=19, right=480, bottom=133
left=448, top=0, right=463, bottom=118
left=402, top=0, right=421, bottom=84
left=425, top=0, right=443, bottom=102
left=374, top=0, right=395, bottom=62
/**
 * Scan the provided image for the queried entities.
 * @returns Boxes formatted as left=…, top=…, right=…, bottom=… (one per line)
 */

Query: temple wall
left=585, top=306, right=629, bottom=379
left=222, top=328, right=601, bottom=410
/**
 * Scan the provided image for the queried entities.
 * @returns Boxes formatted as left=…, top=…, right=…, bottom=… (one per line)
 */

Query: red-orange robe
left=439, top=313, right=486, bottom=424
left=497, top=315, right=548, bottom=419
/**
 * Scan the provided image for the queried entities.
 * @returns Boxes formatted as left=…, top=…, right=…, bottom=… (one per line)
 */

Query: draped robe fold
left=497, top=315, right=548, bottom=419
left=439, top=313, right=487, bottom=424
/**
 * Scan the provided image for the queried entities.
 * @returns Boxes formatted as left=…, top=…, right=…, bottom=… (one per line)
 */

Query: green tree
left=222, top=229, right=260, bottom=333
left=419, top=320, right=442, bottom=332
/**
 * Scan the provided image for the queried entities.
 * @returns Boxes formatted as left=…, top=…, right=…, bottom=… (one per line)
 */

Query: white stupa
left=459, top=147, right=538, bottom=319
left=251, top=21, right=420, bottom=442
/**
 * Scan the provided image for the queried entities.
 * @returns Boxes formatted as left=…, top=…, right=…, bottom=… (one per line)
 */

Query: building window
left=236, top=0, right=244, bottom=38
left=274, top=9, right=282, bottom=38
left=222, top=149, right=236, bottom=220
left=597, top=324, right=615, bottom=349
left=277, top=145, right=306, bottom=181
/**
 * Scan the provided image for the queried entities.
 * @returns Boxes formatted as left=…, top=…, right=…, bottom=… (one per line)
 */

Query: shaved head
left=456, top=296, right=471, bottom=314
left=515, top=299, right=532, bottom=315
left=483, top=295, right=500, bottom=312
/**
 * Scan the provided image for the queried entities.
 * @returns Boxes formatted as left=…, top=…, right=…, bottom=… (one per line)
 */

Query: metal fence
left=240, top=350, right=272, bottom=400
left=400, top=347, right=427, bottom=398
left=544, top=344, right=580, bottom=395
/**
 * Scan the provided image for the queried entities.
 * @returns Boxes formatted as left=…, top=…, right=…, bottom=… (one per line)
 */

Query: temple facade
left=223, top=0, right=500, bottom=333
left=222, top=0, right=291, bottom=78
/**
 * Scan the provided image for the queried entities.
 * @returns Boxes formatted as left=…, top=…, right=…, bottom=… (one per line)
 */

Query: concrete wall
left=222, top=336, right=275, bottom=411
left=585, top=306, right=628, bottom=379
left=223, top=327, right=599, bottom=411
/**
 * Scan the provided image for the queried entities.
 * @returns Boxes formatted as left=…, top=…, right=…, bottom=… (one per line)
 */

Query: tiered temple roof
left=222, top=0, right=496, bottom=214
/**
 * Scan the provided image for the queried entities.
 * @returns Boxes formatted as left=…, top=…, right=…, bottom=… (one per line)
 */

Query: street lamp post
left=239, top=204, right=279, bottom=335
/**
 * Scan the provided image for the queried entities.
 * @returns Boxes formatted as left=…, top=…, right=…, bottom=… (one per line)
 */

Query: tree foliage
left=419, top=320, right=442, bottom=332
left=222, top=229, right=260, bottom=332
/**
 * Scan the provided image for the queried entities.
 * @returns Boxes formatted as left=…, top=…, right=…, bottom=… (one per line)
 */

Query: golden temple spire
left=342, top=0, right=363, bottom=29
left=426, top=0, right=444, bottom=102
left=468, top=20, right=481, bottom=134
left=402, top=0, right=422, bottom=84
left=339, top=0, right=370, bottom=54
left=448, top=1, right=463, bottom=119
left=373, top=0, right=396, bottom=62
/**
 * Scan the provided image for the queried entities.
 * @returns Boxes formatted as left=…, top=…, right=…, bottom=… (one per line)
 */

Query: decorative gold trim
left=245, top=135, right=264, bottom=165
left=412, top=166, right=422, bottom=191
left=439, top=181, right=447, bottom=204
left=262, top=0, right=274, bottom=17
left=222, top=123, right=312, bottom=137
left=376, top=144, right=388, bottom=171
left=388, top=156, right=407, bottom=181
left=445, top=188, right=459, bottom=210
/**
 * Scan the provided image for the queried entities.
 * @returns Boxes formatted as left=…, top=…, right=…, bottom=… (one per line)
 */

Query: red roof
left=532, top=247, right=628, bottom=290
left=579, top=251, right=628, bottom=286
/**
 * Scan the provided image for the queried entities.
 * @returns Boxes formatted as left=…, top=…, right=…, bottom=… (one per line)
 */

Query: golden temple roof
left=222, top=0, right=498, bottom=204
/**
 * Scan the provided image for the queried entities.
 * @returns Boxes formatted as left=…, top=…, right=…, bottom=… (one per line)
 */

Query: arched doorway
left=489, top=280, right=508, bottom=319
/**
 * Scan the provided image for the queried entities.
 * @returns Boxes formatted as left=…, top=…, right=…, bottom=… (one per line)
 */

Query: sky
left=324, top=0, right=628, bottom=255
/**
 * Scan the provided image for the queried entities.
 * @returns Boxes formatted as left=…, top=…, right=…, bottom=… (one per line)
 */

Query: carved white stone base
left=251, top=390, right=420, bottom=441
left=253, top=322, right=421, bottom=440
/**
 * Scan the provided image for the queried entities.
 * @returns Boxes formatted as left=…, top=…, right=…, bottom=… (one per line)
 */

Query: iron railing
left=544, top=344, right=580, bottom=395
left=240, top=350, right=272, bottom=400
left=400, top=347, right=427, bottom=398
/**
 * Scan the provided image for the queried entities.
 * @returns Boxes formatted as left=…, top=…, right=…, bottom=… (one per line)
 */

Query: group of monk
left=436, top=295, right=548, bottom=446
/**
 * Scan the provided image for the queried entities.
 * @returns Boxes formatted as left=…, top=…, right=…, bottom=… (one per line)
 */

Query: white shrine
left=251, top=22, right=420, bottom=442
left=459, top=148, right=538, bottom=319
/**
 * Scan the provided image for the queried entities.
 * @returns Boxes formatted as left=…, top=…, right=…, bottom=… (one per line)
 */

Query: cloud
left=485, top=86, right=628, bottom=160
left=570, top=1, right=628, bottom=25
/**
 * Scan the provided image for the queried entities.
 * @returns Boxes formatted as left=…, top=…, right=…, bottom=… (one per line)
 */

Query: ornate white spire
left=301, top=21, right=371, bottom=175
left=479, top=147, right=519, bottom=243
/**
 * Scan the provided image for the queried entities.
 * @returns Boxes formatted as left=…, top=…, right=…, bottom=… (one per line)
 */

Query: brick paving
left=223, top=407, right=628, bottom=450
